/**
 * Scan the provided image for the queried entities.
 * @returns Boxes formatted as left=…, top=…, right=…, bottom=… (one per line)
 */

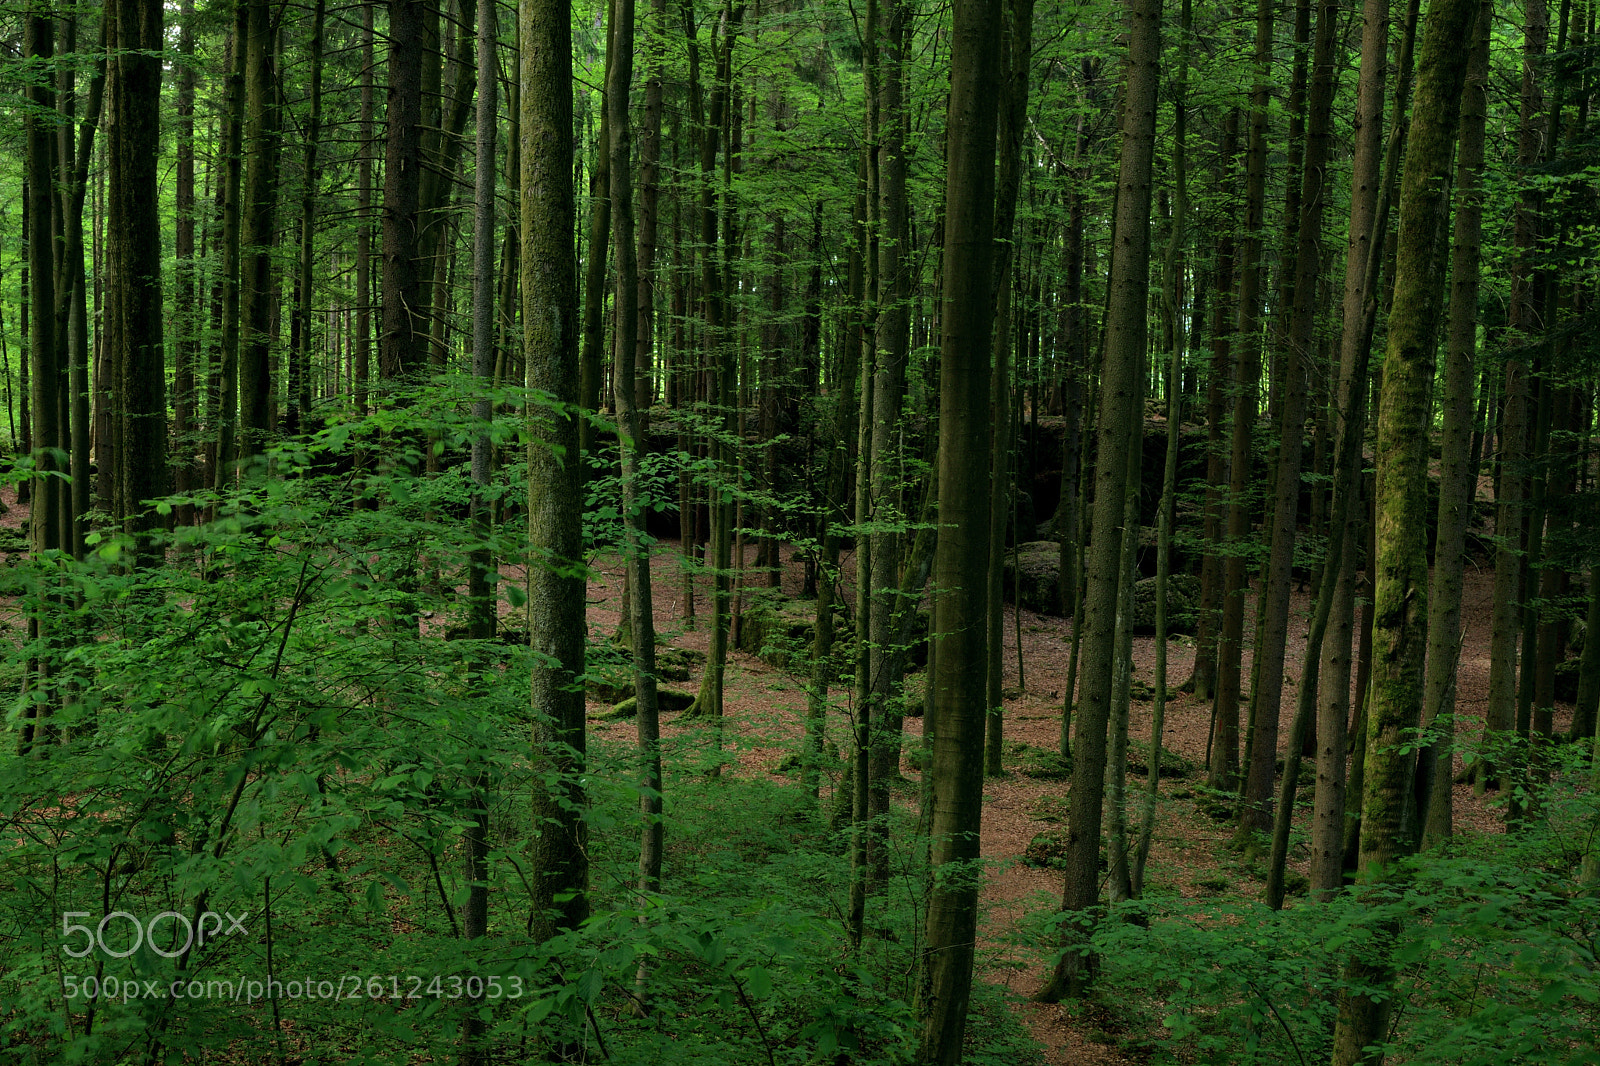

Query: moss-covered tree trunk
left=1419, top=0, right=1490, bottom=848
left=1330, top=1, right=1480, bottom=1061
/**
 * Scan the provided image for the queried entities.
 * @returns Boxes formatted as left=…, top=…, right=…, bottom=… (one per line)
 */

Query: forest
left=1, top=0, right=1599, bottom=1061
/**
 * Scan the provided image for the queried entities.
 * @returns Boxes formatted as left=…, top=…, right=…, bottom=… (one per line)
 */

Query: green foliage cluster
left=0, top=413, right=1043, bottom=1065
left=1036, top=767, right=1600, bottom=1066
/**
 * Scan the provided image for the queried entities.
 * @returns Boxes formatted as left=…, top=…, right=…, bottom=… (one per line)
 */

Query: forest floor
left=581, top=537, right=1552, bottom=1066
left=8, top=471, right=1555, bottom=1064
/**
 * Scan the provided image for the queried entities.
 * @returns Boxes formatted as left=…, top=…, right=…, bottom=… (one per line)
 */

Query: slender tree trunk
left=1135, top=0, right=1191, bottom=897
left=1309, top=0, right=1392, bottom=898
left=289, top=0, right=326, bottom=435
left=1239, top=0, right=1330, bottom=842
left=238, top=0, right=278, bottom=459
left=1210, top=0, right=1274, bottom=796
left=1036, top=0, right=1160, bottom=1002
left=1188, top=111, right=1239, bottom=703
left=212, top=19, right=245, bottom=491
left=865, top=0, right=915, bottom=881
left=916, top=0, right=1004, bottom=1054
left=1418, top=0, right=1490, bottom=848
left=607, top=0, right=666, bottom=913
left=21, top=4, right=59, bottom=754
left=1480, top=0, right=1548, bottom=794
left=382, top=0, right=426, bottom=387
left=173, top=0, right=197, bottom=524
left=354, top=1, right=374, bottom=413
left=984, top=0, right=1034, bottom=777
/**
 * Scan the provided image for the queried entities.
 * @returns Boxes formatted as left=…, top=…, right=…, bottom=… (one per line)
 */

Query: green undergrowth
left=0, top=414, right=1042, bottom=1066
left=1021, top=763, right=1600, bottom=1066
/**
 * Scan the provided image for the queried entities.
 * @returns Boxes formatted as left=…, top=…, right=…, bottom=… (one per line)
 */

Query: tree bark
left=238, top=0, right=278, bottom=457
left=1418, top=0, right=1490, bottom=848
left=523, top=0, right=589, bottom=943
left=1035, top=0, right=1160, bottom=1002
left=106, top=0, right=166, bottom=545
left=381, top=0, right=426, bottom=387
left=1330, top=1, right=1481, bottom=1062
left=1210, top=0, right=1274, bottom=796
left=916, top=0, right=1004, bottom=1053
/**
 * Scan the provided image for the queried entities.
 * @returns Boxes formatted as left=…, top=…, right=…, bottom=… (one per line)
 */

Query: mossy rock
left=656, top=645, right=704, bottom=682
left=736, top=596, right=841, bottom=668
left=1003, top=541, right=1065, bottom=615
left=1130, top=574, right=1201, bottom=634
left=1127, top=746, right=1194, bottom=779
left=600, top=687, right=696, bottom=721
left=1024, top=829, right=1071, bottom=868
left=1005, top=741, right=1072, bottom=780
left=585, top=663, right=634, bottom=703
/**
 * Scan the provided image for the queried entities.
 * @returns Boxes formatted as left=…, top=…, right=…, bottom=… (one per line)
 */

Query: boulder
left=1003, top=541, right=1065, bottom=615
left=1130, top=574, right=1200, bottom=634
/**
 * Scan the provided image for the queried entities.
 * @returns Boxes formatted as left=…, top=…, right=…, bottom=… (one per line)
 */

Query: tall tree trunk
left=21, top=4, right=59, bottom=754
left=1210, top=0, right=1274, bottom=796
left=238, top=0, right=278, bottom=459
left=636, top=0, right=667, bottom=423
left=56, top=13, right=103, bottom=556
left=1479, top=0, right=1548, bottom=794
left=212, top=17, right=246, bottom=491
left=1135, top=0, right=1192, bottom=897
left=1188, top=110, right=1239, bottom=703
left=1418, top=0, right=1490, bottom=849
left=866, top=0, right=916, bottom=875
left=684, top=0, right=744, bottom=744
left=381, top=0, right=426, bottom=386
left=607, top=0, right=666, bottom=908
left=107, top=0, right=166, bottom=547
left=916, top=0, right=1004, bottom=1054
left=289, top=0, right=326, bottom=435
left=579, top=40, right=611, bottom=468
left=354, top=0, right=374, bottom=413
left=173, top=0, right=198, bottom=524
left=523, top=0, right=589, bottom=944
left=1330, top=2, right=1480, bottom=1062
left=1239, top=0, right=1328, bottom=842
left=984, top=0, right=1036, bottom=778
left=1309, top=0, right=1392, bottom=898
left=1035, top=0, right=1160, bottom=1002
